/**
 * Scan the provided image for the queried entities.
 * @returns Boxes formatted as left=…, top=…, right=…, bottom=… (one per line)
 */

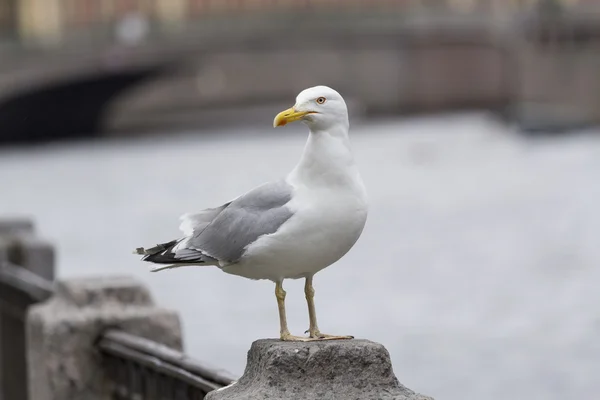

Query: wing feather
left=137, top=180, right=294, bottom=268
left=188, top=180, right=294, bottom=263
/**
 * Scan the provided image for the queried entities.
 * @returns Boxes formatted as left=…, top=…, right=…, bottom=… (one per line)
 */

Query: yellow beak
left=273, top=107, right=313, bottom=127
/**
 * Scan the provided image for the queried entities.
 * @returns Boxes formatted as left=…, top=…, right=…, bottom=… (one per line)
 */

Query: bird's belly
left=224, top=195, right=367, bottom=281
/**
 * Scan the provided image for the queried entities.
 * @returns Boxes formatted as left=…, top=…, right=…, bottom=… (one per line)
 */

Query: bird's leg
left=276, top=281, right=305, bottom=341
left=304, top=275, right=353, bottom=340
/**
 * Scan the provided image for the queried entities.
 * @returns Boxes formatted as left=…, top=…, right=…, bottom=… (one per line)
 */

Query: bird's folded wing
left=183, top=180, right=295, bottom=264
left=179, top=202, right=233, bottom=236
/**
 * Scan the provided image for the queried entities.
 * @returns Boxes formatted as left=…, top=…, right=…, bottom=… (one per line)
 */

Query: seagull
left=135, top=86, right=368, bottom=341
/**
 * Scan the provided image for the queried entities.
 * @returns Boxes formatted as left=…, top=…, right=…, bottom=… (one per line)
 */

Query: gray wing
left=179, top=202, right=233, bottom=236
left=185, top=180, right=294, bottom=263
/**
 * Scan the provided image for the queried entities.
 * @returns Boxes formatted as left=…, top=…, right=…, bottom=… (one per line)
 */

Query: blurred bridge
left=0, top=7, right=501, bottom=143
left=1, top=0, right=599, bottom=144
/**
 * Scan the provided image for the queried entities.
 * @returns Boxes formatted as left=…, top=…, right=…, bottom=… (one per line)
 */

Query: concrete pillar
left=0, top=230, right=54, bottom=280
left=206, top=339, right=434, bottom=400
left=0, top=219, right=54, bottom=400
left=26, top=275, right=182, bottom=400
left=0, top=219, right=31, bottom=400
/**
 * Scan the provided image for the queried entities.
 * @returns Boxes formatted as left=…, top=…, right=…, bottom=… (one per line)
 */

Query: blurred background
left=1, top=0, right=599, bottom=399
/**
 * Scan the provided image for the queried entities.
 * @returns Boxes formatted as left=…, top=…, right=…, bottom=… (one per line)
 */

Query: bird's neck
left=289, top=124, right=360, bottom=187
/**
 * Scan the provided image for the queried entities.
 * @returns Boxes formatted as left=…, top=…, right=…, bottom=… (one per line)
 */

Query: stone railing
left=0, top=219, right=54, bottom=400
left=0, top=219, right=433, bottom=400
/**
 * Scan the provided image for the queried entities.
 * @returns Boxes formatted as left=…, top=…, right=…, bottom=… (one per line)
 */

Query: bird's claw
left=282, top=330, right=353, bottom=342
left=280, top=333, right=313, bottom=341
left=306, top=329, right=354, bottom=340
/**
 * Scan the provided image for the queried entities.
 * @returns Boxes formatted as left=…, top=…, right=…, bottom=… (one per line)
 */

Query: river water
left=1, top=113, right=599, bottom=400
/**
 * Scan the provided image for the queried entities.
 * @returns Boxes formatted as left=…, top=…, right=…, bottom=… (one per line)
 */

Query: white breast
left=227, top=177, right=368, bottom=282
left=223, top=124, right=368, bottom=282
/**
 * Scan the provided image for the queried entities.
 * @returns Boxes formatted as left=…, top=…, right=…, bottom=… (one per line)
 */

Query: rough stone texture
left=26, top=275, right=182, bottom=400
left=206, top=339, right=433, bottom=400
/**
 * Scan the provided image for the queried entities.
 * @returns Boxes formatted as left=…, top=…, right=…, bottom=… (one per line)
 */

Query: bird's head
left=273, top=86, right=348, bottom=132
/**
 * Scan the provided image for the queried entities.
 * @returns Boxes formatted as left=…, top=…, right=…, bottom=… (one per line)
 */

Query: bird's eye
left=316, top=97, right=326, bottom=104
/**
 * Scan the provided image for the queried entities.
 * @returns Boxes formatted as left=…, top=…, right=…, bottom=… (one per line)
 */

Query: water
left=1, top=113, right=599, bottom=400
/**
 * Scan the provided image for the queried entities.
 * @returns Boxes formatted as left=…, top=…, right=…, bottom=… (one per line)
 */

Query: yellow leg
left=276, top=281, right=305, bottom=341
left=304, top=275, right=353, bottom=340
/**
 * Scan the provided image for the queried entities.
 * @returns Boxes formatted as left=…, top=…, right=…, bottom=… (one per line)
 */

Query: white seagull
left=135, top=86, right=368, bottom=341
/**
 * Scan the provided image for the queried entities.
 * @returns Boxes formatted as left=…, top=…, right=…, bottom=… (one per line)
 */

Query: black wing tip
left=134, top=240, right=177, bottom=254
left=134, top=239, right=214, bottom=266
left=142, top=250, right=178, bottom=264
left=134, top=240, right=179, bottom=262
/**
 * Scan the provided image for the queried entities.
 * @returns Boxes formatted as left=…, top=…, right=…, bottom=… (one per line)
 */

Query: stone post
left=0, top=219, right=54, bottom=400
left=206, top=339, right=433, bottom=400
left=0, top=221, right=54, bottom=280
left=26, top=275, right=182, bottom=400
